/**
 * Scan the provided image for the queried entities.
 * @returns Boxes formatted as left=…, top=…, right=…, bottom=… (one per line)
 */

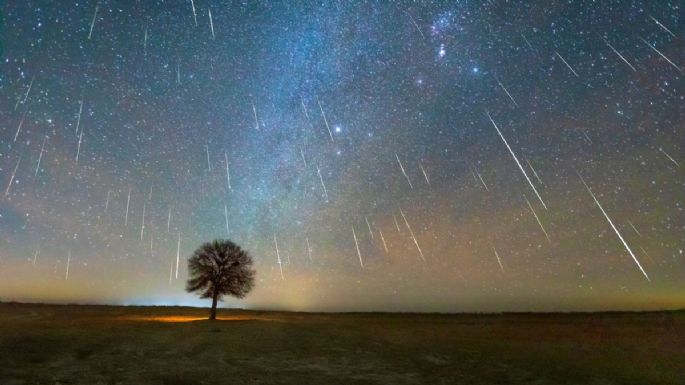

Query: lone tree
left=186, top=239, right=256, bottom=320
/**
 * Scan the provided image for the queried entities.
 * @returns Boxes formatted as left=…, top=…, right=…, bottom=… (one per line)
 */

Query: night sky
left=0, top=1, right=683, bottom=312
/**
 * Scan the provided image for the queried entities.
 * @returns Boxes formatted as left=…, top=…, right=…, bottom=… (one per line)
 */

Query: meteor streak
left=352, top=225, right=364, bottom=268
left=524, top=195, right=550, bottom=243
left=395, top=153, right=413, bottom=189
left=399, top=208, right=425, bottom=262
left=487, top=112, right=547, bottom=209
left=274, top=235, right=284, bottom=280
left=577, top=172, right=650, bottom=281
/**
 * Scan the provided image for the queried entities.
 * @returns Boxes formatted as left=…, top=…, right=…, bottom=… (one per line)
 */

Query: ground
left=0, top=303, right=682, bottom=385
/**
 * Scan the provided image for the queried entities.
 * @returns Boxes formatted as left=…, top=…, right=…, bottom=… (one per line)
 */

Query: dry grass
left=0, top=303, right=683, bottom=385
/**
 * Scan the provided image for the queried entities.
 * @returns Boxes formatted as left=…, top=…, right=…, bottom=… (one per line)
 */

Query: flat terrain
left=0, top=303, right=683, bottom=385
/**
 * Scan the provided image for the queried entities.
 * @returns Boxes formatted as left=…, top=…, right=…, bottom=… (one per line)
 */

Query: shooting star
left=649, top=15, right=675, bottom=37
left=555, top=51, right=579, bottom=77
left=395, top=153, right=413, bottom=189
left=88, top=5, right=98, bottom=39
left=205, top=143, right=211, bottom=172
left=378, top=228, right=389, bottom=254
left=167, top=206, right=172, bottom=232
left=316, top=165, right=329, bottom=202
left=175, top=232, right=181, bottom=279
left=140, top=202, right=146, bottom=241
left=487, top=112, right=547, bottom=209
left=22, top=77, right=34, bottom=105
left=252, top=102, right=259, bottom=130
left=365, top=216, right=374, bottom=239
left=224, top=204, right=229, bottom=236
left=393, top=215, right=401, bottom=233
left=306, top=237, right=313, bottom=262
left=658, top=147, right=680, bottom=168
left=104, top=190, right=111, bottom=213
left=419, top=162, right=430, bottom=185
left=5, top=155, right=22, bottom=196
left=14, top=111, right=27, bottom=143
left=495, top=75, right=518, bottom=107
left=399, top=208, right=425, bottom=262
left=492, top=247, right=504, bottom=272
left=520, top=32, right=535, bottom=51
left=524, top=195, right=551, bottom=243
left=224, top=152, right=232, bottom=190
left=208, top=7, right=215, bottom=39
left=124, top=186, right=131, bottom=226
left=65, top=250, right=71, bottom=280
left=639, top=37, right=682, bottom=73
left=32, top=247, right=39, bottom=266
left=627, top=220, right=642, bottom=237
left=300, top=147, right=307, bottom=169
left=75, top=99, right=83, bottom=135
left=35, top=137, right=46, bottom=176
left=143, top=26, right=148, bottom=55
left=404, top=10, right=427, bottom=45
left=317, top=98, right=334, bottom=142
left=274, top=235, right=284, bottom=280
left=475, top=168, right=489, bottom=191
left=190, top=0, right=198, bottom=26
left=352, top=225, right=364, bottom=268
left=578, top=172, right=650, bottom=281
left=600, top=35, right=636, bottom=72
left=525, top=157, right=544, bottom=185
left=75, top=129, right=83, bottom=164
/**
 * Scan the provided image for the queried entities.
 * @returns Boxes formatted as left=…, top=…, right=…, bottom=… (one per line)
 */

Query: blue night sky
left=0, top=0, right=683, bottom=311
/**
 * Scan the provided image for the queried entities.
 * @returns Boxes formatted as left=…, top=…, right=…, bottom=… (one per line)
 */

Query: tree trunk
left=209, top=290, right=218, bottom=320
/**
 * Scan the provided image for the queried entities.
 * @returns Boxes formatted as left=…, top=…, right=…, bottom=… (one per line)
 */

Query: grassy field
left=0, top=303, right=683, bottom=385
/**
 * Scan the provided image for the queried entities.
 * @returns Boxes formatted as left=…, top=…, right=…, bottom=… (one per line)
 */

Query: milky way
left=0, top=1, right=683, bottom=311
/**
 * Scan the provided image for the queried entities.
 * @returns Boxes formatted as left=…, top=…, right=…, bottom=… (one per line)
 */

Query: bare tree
left=186, top=240, right=255, bottom=320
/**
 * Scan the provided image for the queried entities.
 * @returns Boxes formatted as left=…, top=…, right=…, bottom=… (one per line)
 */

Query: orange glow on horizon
left=117, top=315, right=271, bottom=323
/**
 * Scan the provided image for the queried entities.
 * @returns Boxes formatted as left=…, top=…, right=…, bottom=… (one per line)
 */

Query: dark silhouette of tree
left=186, top=239, right=255, bottom=320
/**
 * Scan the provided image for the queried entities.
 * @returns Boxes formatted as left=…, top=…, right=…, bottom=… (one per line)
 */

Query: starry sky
left=0, top=1, right=683, bottom=312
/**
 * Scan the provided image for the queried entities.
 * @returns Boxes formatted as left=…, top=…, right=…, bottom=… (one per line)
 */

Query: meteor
left=5, top=154, right=22, bottom=196
left=317, top=98, right=334, bottom=142
left=88, top=5, right=98, bottom=39
left=224, top=204, right=229, bottom=236
left=419, top=162, right=430, bottom=185
left=658, top=147, right=680, bottom=168
left=378, top=228, right=389, bottom=254
left=352, top=225, right=364, bottom=268
left=208, top=7, right=215, bottom=39
left=190, top=0, right=198, bottom=26
left=649, top=15, right=675, bottom=37
left=316, top=165, right=329, bottom=202
left=577, top=172, right=650, bottom=281
left=399, top=208, right=425, bottom=262
left=14, top=111, right=27, bottom=143
left=395, top=153, right=413, bottom=189
left=487, top=112, right=547, bottom=209
left=524, top=195, right=550, bottom=243
left=224, top=152, right=232, bottom=190
left=599, top=35, right=636, bottom=72
left=492, top=247, right=504, bottom=272
left=495, top=75, right=518, bottom=107
left=65, top=250, right=71, bottom=280
left=124, top=186, right=131, bottom=226
left=35, top=137, right=46, bottom=176
left=365, top=216, right=374, bottom=239
left=639, top=37, right=682, bottom=73
left=175, top=232, right=181, bottom=279
left=555, top=51, right=579, bottom=77
left=274, top=235, right=284, bottom=280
